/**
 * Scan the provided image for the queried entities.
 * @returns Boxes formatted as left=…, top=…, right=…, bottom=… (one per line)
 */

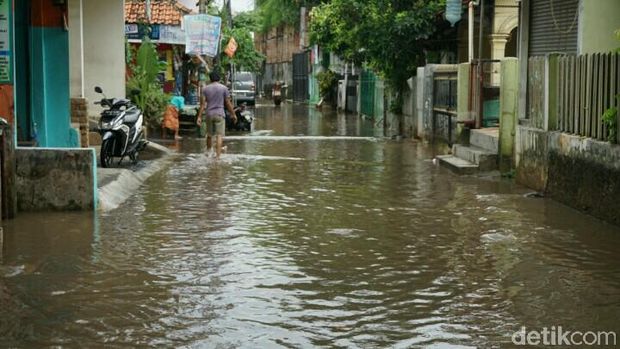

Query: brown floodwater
left=1, top=104, right=620, bottom=348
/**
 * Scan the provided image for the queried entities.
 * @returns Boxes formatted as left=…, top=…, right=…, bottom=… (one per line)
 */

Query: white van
left=231, top=71, right=256, bottom=105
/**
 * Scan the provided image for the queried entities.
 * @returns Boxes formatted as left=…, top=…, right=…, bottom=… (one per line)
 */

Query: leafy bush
left=316, top=69, right=337, bottom=99
left=602, top=104, right=618, bottom=143
left=602, top=29, right=620, bottom=142
left=126, top=38, right=169, bottom=127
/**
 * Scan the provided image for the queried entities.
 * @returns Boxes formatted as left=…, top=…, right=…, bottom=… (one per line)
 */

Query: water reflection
left=1, top=105, right=620, bottom=347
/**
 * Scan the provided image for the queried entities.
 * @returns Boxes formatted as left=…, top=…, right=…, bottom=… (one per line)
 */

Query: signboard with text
left=0, top=0, right=12, bottom=83
left=125, top=23, right=160, bottom=41
left=159, top=25, right=185, bottom=45
left=184, top=14, right=221, bottom=57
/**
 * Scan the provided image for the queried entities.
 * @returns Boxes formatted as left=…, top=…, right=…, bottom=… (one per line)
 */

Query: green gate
left=360, top=70, right=376, bottom=117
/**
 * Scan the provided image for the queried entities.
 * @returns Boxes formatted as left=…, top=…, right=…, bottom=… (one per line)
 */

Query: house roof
left=125, top=0, right=193, bottom=26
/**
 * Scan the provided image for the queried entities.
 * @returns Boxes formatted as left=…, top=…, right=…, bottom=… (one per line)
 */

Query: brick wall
left=71, top=97, right=89, bottom=147
left=255, top=24, right=302, bottom=64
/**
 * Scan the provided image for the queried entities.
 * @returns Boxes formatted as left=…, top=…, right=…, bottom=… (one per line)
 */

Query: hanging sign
left=224, top=37, right=238, bottom=58
left=0, top=0, right=12, bottom=83
left=184, top=14, right=221, bottom=57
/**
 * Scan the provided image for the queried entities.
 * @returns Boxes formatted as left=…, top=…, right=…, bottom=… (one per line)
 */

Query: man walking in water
left=197, top=71, right=236, bottom=159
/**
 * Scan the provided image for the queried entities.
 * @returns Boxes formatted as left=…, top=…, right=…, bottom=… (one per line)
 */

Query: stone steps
left=436, top=155, right=478, bottom=175
left=470, top=128, right=499, bottom=153
left=452, top=144, right=498, bottom=172
left=438, top=127, right=500, bottom=175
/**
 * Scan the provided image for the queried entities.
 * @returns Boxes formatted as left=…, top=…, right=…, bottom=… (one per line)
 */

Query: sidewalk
left=97, top=141, right=175, bottom=212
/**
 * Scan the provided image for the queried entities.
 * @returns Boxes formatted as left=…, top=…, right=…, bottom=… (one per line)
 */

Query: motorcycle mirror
left=94, top=86, right=103, bottom=94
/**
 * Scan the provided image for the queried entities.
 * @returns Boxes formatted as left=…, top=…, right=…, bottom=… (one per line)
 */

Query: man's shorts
left=206, top=114, right=225, bottom=136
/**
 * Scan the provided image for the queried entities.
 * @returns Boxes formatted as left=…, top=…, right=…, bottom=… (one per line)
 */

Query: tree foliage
left=256, top=0, right=300, bottom=31
left=309, top=0, right=446, bottom=93
left=256, top=0, right=323, bottom=32
left=220, top=24, right=265, bottom=72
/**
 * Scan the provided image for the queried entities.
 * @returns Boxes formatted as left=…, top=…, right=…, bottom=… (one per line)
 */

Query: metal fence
left=557, top=53, right=619, bottom=141
left=527, top=56, right=546, bottom=129
left=528, top=53, right=620, bottom=142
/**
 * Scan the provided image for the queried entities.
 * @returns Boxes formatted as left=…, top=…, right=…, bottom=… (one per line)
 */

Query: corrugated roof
left=125, top=0, right=193, bottom=26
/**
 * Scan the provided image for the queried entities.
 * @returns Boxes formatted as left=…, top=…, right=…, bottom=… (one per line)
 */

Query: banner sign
left=224, top=37, right=237, bottom=58
left=159, top=25, right=185, bottom=45
left=125, top=24, right=139, bottom=35
left=125, top=24, right=160, bottom=40
left=184, top=14, right=221, bottom=57
left=0, top=0, right=12, bottom=83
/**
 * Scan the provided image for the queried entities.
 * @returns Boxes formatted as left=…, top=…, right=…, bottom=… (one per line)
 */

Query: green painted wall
left=499, top=58, right=519, bottom=171
left=456, top=63, right=471, bottom=143
left=580, top=0, right=620, bottom=54
left=29, top=27, right=75, bottom=148
left=309, top=63, right=320, bottom=104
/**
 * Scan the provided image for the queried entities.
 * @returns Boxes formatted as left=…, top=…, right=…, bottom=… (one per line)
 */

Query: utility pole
left=198, top=0, right=207, bottom=14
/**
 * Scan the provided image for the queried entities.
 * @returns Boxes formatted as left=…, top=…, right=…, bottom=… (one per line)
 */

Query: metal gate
left=469, top=59, right=501, bottom=128
left=360, top=70, right=376, bottom=117
left=432, top=71, right=458, bottom=146
left=292, top=52, right=309, bottom=102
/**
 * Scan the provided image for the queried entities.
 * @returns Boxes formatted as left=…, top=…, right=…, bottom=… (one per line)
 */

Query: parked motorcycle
left=95, top=86, right=148, bottom=167
left=226, top=103, right=254, bottom=132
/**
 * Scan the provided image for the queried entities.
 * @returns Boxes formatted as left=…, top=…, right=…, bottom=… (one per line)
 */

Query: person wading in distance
left=197, top=71, right=237, bottom=160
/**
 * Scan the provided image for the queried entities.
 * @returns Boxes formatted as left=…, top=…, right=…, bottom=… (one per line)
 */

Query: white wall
left=68, top=0, right=84, bottom=98
left=578, top=0, right=620, bottom=54
left=83, top=0, right=125, bottom=115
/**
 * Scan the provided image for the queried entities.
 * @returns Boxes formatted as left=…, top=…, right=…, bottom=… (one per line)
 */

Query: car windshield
left=235, top=72, right=253, bottom=82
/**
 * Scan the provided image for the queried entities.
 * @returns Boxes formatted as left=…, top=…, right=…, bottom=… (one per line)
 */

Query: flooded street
left=2, top=104, right=620, bottom=348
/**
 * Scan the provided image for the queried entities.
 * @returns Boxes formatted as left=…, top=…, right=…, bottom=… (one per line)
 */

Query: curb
left=97, top=142, right=176, bottom=212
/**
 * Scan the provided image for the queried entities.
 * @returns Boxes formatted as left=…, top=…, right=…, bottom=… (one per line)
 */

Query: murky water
left=2, top=104, right=620, bottom=348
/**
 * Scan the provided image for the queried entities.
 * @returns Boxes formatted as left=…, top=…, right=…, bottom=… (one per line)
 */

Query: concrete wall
left=262, top=62, right=293, bottom=99
left=517, top=128, right=620, bottom=225
left=515, top=126, right=549, bottom=192
left=83, top=0, right=125, bottom=116
left=546, top=133, right=620, bottom=225
left=421, top=64, right=459, bottom=142
left=579, top=0, right=620, bottom=54
left=402, top=77, right=416, bottom=138
left=415, top=67, right=425, bottom=139
left=16, top=148, right=97, bottom=211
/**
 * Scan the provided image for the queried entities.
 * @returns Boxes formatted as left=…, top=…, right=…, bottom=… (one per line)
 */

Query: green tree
left=220, top=25, right=265, bottom=72
left=256, top=0, right=323, bottom=32
left=309, top=0, right=446, bottom=111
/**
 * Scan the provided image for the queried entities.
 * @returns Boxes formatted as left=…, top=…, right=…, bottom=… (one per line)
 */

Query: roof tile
left=125, top=0, right=193, bottom=26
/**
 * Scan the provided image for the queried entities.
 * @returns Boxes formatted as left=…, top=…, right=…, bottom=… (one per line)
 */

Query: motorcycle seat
left=124, top=109, right=141, bottom=124
left=111, top=98, right=131, bottom=107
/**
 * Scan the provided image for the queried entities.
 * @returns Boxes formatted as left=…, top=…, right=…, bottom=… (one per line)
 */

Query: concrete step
left=452, top=144, right=498, bottom=171
left=470, top=128, right=499, bottom=153
left=436, top=155, right=478, bottom=175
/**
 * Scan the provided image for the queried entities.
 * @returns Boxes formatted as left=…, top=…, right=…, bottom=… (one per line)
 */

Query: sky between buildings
left=177, top=0, right=255, bottom=13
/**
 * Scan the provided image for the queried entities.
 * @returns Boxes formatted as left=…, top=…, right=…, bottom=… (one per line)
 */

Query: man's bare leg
left=206, top=135, right=213, bottom=155
left=215, top=135, right=223, bottom=160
